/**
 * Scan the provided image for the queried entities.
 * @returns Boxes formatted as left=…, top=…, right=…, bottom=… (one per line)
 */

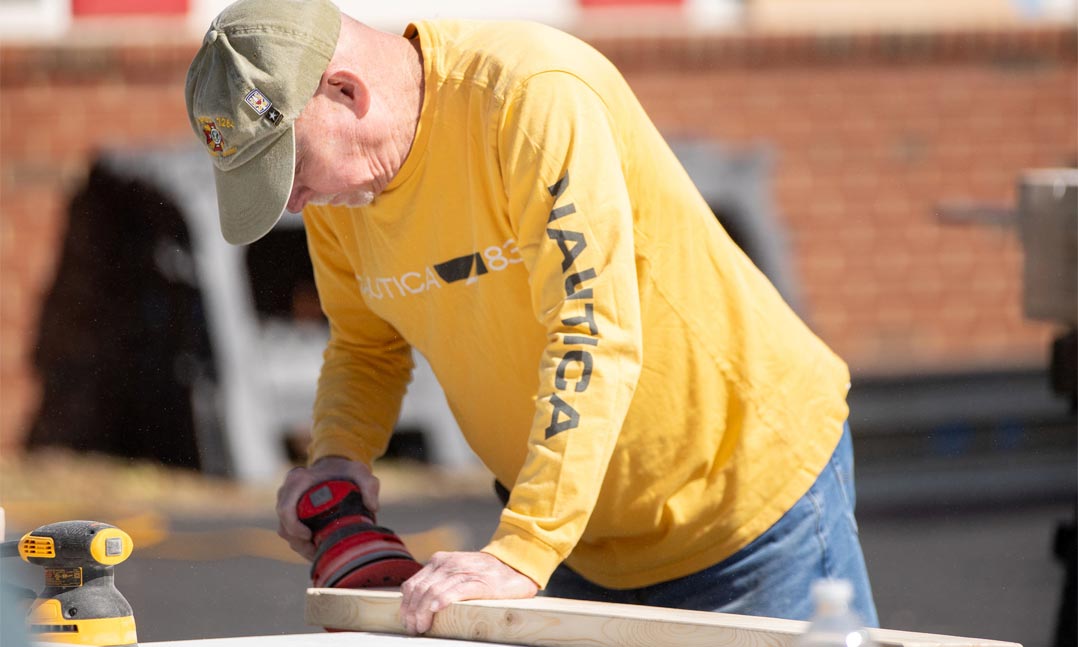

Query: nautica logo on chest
left=356, top=238, right=524, bottom=300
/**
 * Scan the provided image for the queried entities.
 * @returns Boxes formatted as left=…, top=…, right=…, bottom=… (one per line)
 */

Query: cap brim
left=213, top=126, right=296, bottom=246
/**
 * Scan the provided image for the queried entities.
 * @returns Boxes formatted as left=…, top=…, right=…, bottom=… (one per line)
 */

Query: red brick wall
left=1, top=27, right=1074, bottom=453
left=590, top=28, right=1075, bottom=372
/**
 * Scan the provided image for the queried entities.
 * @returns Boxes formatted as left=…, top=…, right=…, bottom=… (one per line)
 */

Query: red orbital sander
left=297, top=479, right=422, bottom=589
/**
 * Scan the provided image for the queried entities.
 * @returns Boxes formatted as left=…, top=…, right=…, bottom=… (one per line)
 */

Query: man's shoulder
left=423, top=18, right=581, bottom=55
left=419, top=19, right=614, bottom=93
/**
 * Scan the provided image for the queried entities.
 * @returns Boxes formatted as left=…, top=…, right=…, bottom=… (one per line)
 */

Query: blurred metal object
left=1016, top=169, right=1078, bottom=647
left=924, top=170, right=1076, bottom=647
left=1018, top=168, right=1078, bottom=326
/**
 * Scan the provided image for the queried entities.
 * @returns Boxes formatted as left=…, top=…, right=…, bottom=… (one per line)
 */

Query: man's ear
left=324, top=69, right=370, bottom=119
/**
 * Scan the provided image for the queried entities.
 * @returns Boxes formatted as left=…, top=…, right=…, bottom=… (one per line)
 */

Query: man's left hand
left=399, top=551, right=539, bottom=634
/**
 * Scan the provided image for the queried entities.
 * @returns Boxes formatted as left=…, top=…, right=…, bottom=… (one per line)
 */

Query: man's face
left=285, top=108, right=377, bottom=213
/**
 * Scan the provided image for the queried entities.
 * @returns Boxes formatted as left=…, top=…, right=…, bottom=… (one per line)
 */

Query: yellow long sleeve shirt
left=303, top=19, right=850, bottom=590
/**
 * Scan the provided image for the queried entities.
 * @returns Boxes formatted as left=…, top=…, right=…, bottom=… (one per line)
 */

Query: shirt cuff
left=481, top=521, right=566, bottom=590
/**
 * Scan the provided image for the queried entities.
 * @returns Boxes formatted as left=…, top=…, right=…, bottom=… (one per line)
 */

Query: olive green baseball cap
left=185, top=0, right=341, bottom=245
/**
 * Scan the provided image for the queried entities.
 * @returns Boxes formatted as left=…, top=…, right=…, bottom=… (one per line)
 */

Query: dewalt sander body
left=297, top=479, right=421, bottom=589
left=2, top=520, right=138, bottom=646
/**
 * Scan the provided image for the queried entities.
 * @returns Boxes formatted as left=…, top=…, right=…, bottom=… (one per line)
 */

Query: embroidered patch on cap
left=199, top=117, right=237, bottom=157
left=244, top=88, right=272, bottom=115
left=203, top=121, right=225, bottom=152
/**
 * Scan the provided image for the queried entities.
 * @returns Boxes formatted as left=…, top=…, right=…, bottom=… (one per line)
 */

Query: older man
left=186, top=0, right=877, bottom=635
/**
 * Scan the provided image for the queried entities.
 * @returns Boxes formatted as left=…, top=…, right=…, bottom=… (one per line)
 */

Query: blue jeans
left=545, top=424, right=878, bottom=626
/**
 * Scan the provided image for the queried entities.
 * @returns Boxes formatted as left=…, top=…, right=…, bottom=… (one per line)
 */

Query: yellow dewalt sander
left=7, top=520, right=138, bottom=646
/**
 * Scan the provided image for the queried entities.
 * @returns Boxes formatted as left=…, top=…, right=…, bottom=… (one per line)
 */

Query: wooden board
left=305, top=589, right=1022, bottom=647
left=133, top=632, right=501, bottom=646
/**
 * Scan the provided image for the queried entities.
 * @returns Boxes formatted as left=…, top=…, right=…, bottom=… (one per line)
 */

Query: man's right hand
left=275, top=456, right=381, bottom=561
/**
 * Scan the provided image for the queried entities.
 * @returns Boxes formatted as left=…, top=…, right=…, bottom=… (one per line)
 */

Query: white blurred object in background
left=794, top=579, right=876, bottom=647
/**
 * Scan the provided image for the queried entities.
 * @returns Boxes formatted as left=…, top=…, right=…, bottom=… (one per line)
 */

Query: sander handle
left=297, top=480, right=377, bottom=537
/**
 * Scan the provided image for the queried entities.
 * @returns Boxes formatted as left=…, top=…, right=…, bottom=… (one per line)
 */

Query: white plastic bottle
left=793, top=579, right=876, bottom=647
